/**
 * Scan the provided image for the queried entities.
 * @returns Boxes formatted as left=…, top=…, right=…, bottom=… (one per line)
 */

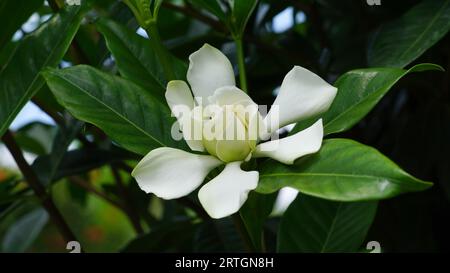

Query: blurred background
left=1, top=0, right=449, bottom=252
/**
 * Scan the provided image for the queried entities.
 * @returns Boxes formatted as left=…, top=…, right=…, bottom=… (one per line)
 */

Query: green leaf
left=53, top=147, right=133, bottom=182
left=97, top=19, right=165, bottom=93
left=0, top=0, right=44, bottom=50
left=194, top=218, right=245, bottom=252
left=1, top=208, right=48, bottom=253
left=31, top=118, right=83, bottom=186
left=96, top=19, right=187, bottom=99
left=256, top=139, right=432, bottom=201
left=0, top=6, right=85, bottom=137
left=368, top=0, right=450, bottom=67
left=231, top=0, right=258, bottom=36
left=189, top=0, right=228, bottom=23
left=292, top=63, right=444, bottom=135
left=240, top=191, right=276, bottom=251
left=278, top=194, right=377, bottom=252
left=14, top=122, right=57, bottom=155
left=42, top=65, right=185, bottom=155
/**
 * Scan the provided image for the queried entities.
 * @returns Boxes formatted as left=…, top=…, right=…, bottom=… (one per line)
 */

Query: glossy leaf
left=292, top=63, right=444, bottom=135
left=42, top=65, right=185, bottom=155
left=0, top=6, right=85, bottom=137
left=278, top=194, right=377, bottom=252
left=368, top=0, right=450, bottom=67
left=256, top=139, right=432, bottom=201
left=97, top=18, right=165, bottom=93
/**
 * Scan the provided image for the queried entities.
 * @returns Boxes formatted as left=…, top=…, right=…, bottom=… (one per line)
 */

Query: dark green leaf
left=278, top=194, right=377, bottom=252
left=368, top=0, right=450, bottom=67
left=257, top=139, right=432, bottom=201
left=31, top=118, right=83, bottom=186
left=292, top=63, right=444, bottom=135
left=231, top=0, right=258, bottom=36
left=1, top=208, right=48, bottom=253
left=189, top=0, right=228, bottom=23
left=97, top=18, right=165, bottom=93
left=0, top=0, right=44, bottom=50
left=0, top=6, right=85, bottom=137
left=42, top=65, right=186, bottom=155
left=240, top=191, right=276, bottom=251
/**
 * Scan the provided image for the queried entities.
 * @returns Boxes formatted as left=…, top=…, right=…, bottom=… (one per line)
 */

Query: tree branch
left=2, top=130, right=80, bottom=245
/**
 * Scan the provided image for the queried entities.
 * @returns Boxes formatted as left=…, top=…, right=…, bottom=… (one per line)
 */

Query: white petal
left=181, top=106, right=206, bottom=152
left=265, top=66, right=337, bottom=133
left=187, top=44, right=236, bottom=104
left=253, top=119, right=323, bottom=164
left=209, top=86, right=254, bottom=106
left=165, top=81, right=205, bottom=152
left=198, top=162, right=258, bottom=219
left=132, top=147, right=222, bottom=199
left=165, top=80, right=195, bottom=117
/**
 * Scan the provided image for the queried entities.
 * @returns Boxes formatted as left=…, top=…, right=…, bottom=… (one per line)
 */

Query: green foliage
left=368, top=0, right=450, bottom=67
left=0, top=5, right=85, bottom=136
left=0, top=0, right=448, bottom=253
left=278, top=195, right=377, bottom=252
left=43, top=65, right=186, bottom=155
left=257, top=139, right=432, bottom=200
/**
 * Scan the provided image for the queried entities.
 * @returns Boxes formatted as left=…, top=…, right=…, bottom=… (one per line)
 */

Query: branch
left=2, top=131, right=80, bottom=245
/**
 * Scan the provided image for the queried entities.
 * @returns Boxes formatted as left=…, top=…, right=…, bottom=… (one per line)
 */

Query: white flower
left=132, top=44, right=337, bottom=219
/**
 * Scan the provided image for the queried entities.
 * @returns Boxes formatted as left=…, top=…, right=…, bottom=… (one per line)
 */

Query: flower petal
left=187, top=44, right=236, bottom=104
left=132, top=147, right=222, bottom=199
left=165, top=81, right=205, bottom=152
left=209, top=86, right=254, bottom=106
left=181, top=106, right=206, bottom=152
left=253, top=119, right=323, bottom=164
left=198, top=161, right=259, bottom=219
left=165, top=80, right=195, bottom=117
left=265, top=66, right=337, bottom=133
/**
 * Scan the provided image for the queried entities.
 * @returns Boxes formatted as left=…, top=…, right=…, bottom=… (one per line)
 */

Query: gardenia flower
left=132, top=44, right=337, bottom=219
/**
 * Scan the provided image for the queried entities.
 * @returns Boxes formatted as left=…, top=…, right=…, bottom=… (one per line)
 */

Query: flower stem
left=235, top=37, right=248, bottom=93
left=145, top=22, right=176, bottom=81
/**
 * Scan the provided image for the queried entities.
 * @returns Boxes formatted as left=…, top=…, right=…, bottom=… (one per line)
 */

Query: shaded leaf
left=368, top=0, right=450, bottom=67
left=278, top=194, right=377, bottom=252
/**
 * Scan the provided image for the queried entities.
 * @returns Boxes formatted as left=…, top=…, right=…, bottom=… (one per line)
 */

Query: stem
left=145, top=22, right=176, bottom=81
left=111, top=166, right=144, bottom=235
left=232, top=214, right=255, bottom=252
left=235, top=38, right=248, bottom=93
left=2, top=131, right=80, bottom=246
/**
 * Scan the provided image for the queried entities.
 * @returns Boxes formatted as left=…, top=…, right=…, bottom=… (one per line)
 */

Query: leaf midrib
left=0, top=11, right=80, bottom=135
left=396, top=0, right=450, bottom=65
left=259, top=172, right=428, bottom=187
left=52, top=72, right=166, bottom=148
left=320, top=203, right=342, bottom=253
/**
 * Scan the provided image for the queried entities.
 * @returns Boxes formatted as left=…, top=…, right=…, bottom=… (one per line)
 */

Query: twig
left=2, top=131, right=80, bottom=245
